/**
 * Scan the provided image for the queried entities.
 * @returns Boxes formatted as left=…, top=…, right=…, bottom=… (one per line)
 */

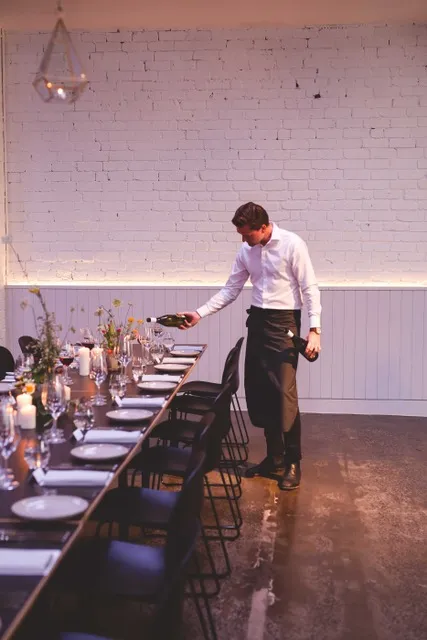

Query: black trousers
left=244, top=306, right=302, bottom=464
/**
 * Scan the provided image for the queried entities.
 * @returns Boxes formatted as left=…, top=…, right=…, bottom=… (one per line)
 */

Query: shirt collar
left=266, top=222, right=280, bottom=244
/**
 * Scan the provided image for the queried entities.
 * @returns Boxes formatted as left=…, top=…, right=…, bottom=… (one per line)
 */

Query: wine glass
left=117, top=334, right=132, bottom=380
left=80, top=328, right=95, bottom=350
left=42, top=377, right=67, bottom=444
left=90, top=348, right=108, bottom=406
left=0, top=407, right=21, bottom=490
left=59, top=343, right=75, bottom=385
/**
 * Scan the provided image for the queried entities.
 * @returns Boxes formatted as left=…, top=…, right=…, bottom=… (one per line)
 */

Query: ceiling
left=1, top=0, right=427, bottom=31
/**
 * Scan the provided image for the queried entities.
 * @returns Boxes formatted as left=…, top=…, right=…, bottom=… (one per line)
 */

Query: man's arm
left=178, top=253, right=249, bottom=329
left=290, top=238, right=322, bottom=355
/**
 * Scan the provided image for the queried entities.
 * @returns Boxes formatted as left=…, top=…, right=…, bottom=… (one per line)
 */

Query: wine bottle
left=146, top=314, right=186, bottom=328
left=284, top=328, right=319, bottom=362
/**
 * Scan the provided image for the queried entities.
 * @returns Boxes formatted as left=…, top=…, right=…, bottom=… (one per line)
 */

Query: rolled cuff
left=196, top=304, right=211, bottom=319
left=309, top=314, right=321, bottom=329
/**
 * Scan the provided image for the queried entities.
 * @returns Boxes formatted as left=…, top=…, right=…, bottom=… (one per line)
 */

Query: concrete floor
left=36, top=412, right=427, bottom=640
left=201, top=413, right=427, bottom=640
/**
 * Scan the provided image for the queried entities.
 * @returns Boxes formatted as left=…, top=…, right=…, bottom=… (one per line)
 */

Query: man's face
left=236, top=224, right=268, bottom=246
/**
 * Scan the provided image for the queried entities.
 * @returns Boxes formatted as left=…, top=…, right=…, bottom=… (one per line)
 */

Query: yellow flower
left=137, top=319, right=143, bottom=325
left=28, top=287, right=40, bottom=295
left=25, top=382, right=36, bottom=395
left=127, top=316, right=135, bottom=324
left=112, top=299, right=121, bottom=308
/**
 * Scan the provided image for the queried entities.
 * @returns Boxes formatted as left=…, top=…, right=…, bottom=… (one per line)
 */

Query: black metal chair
left=126, top=383, right=240, bottom=583
left=172, top=337, right=248, bottom=462
left=0, top=346, right=14, bottom=379
left=54, top=449, right=217, bottom=640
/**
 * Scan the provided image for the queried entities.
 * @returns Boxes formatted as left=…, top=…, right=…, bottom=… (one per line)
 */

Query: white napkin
left=173, top=345, right=203, bottom=351
left=141, top=374, right=181, bottom=383
left=163, top=357, right=196, bottom=364
left=80, top=429, right=141, bottom=444
left=2, top=376, right=15, bottom=382
left=118, top=397, right=165, bottom=408
left=0, top=549, right=61, bottom=576
left=34, top=469, right=112, bottom=487
left=5, top=372, right=15, bottom=376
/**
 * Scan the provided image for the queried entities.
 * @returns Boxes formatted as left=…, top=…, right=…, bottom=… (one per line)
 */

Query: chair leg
left=203, top=476, right=232, bottom=578
left=190, top=553, right=219, bottom=640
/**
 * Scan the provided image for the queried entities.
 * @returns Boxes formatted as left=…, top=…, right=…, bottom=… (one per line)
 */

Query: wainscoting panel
left=5, top=285, right=427, bottom=416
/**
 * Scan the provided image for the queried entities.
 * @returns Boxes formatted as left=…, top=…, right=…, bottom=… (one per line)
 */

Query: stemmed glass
left=131, top=357, right=144, bottom=383
left=42, top=376, right=67, bottom=444
left=59, top=343, right=75, bottom=385
left=0, top=405, right=21, bottom=490
left=81, top=328, right=95, bottom=350
left=117, top=334, right=132, bottom=380
left=90, top=348, right=108, bottom=406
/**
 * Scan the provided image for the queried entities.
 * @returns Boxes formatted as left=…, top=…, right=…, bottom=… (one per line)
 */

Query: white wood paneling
left=5, top=285, right=427, bottom=416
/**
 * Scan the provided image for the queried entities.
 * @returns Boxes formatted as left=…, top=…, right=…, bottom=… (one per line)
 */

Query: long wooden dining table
left=0, top=345, right=206, bottom=640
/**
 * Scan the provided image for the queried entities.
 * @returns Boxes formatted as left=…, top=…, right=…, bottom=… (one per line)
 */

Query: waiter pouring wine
left=178, top=202, right=321, bottom=490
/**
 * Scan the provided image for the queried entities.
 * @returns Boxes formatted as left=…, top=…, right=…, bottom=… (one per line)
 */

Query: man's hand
left=177, top=311, right=201, bottom=330
left=305, top=331, right=321, bottom=358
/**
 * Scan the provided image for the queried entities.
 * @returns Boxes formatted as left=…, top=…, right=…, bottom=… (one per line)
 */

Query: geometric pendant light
left=32, top=3, right=88, bottom=103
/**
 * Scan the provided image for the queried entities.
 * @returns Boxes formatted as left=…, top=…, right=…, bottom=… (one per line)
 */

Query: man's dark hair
left=232, top=202, right=269, bottom=229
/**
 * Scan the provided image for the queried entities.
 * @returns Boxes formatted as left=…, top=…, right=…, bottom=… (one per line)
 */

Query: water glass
left=23, top=435, right=50, bottom=471
left=162, top=332, right=175, bottom=353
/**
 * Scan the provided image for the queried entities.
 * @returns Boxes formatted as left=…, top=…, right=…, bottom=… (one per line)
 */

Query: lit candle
left=16, top=394, right=32, bottom=411
left=20, top=404, right=36, bottom=430
left=79, top=347, right=90, bottom=376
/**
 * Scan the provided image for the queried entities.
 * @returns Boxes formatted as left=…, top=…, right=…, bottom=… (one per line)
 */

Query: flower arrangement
left=95, top=299, right=143, bottom=351
left=19, top=287, right=76, bottom=384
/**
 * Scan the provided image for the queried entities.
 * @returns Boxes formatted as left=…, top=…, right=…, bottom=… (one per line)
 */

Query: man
left=179, top=202, right=321, bottom=490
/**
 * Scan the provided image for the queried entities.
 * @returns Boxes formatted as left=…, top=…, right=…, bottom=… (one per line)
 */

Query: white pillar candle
left=79, top=347, right=90, bottom=376
left=16, top=394, right=32, bottom=411
left=20, top=404, right=36, bottom=430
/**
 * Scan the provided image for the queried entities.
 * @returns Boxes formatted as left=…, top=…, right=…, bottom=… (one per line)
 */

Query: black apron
left=244, top=306, right=301, bottom=434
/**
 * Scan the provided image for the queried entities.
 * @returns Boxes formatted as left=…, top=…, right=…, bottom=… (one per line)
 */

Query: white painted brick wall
left=3, top=24, right=427, bottom=285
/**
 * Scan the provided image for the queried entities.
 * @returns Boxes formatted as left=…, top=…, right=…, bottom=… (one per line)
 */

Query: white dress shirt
left=197, top=223, right=321, bottom=328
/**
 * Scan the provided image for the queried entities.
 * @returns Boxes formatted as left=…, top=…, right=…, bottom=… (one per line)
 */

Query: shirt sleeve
left=290, top=238, right=322, bottom=328
left=197, top=252, right=249, bottom=318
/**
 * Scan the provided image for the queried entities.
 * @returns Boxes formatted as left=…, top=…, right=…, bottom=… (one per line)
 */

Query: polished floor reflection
left=196, top=413, right=427, bottom=640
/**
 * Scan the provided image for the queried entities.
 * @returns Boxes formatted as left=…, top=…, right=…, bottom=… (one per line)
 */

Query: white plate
left=170, top=350, right=200, bottom=358
left=154, top=364, right=189, bottom=373
left=106, top=409, right=154, bottom=422
left=137, top=381, right=177, bottom=392
left=70, top=443, right=129, bottom=461
left=0, top=382, right=13, bottom=393
left=11, top=495, right=89, bottom=521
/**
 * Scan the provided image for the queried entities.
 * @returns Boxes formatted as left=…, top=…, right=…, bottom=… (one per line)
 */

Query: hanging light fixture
left=33, top=1, right=88, bottom=103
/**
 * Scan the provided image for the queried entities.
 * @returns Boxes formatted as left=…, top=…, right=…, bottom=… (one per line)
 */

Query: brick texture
left=4, top=24, right=427, bottom=285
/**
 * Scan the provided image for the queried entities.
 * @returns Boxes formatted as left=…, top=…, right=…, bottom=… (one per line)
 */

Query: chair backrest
left=164, top=448, right=206, bottom=579
left=18, top=335, right=39, bottom=356
left=220, top=336, right=244, bottom=394
left=202, top=383, right=233, bottom=472
left=0, top=346, right=15, bottom=379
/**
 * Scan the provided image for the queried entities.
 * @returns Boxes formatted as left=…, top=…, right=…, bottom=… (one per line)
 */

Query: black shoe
left=278, top=462, right=301, bottom=490
left=245, top=456, right=284, bottom=479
